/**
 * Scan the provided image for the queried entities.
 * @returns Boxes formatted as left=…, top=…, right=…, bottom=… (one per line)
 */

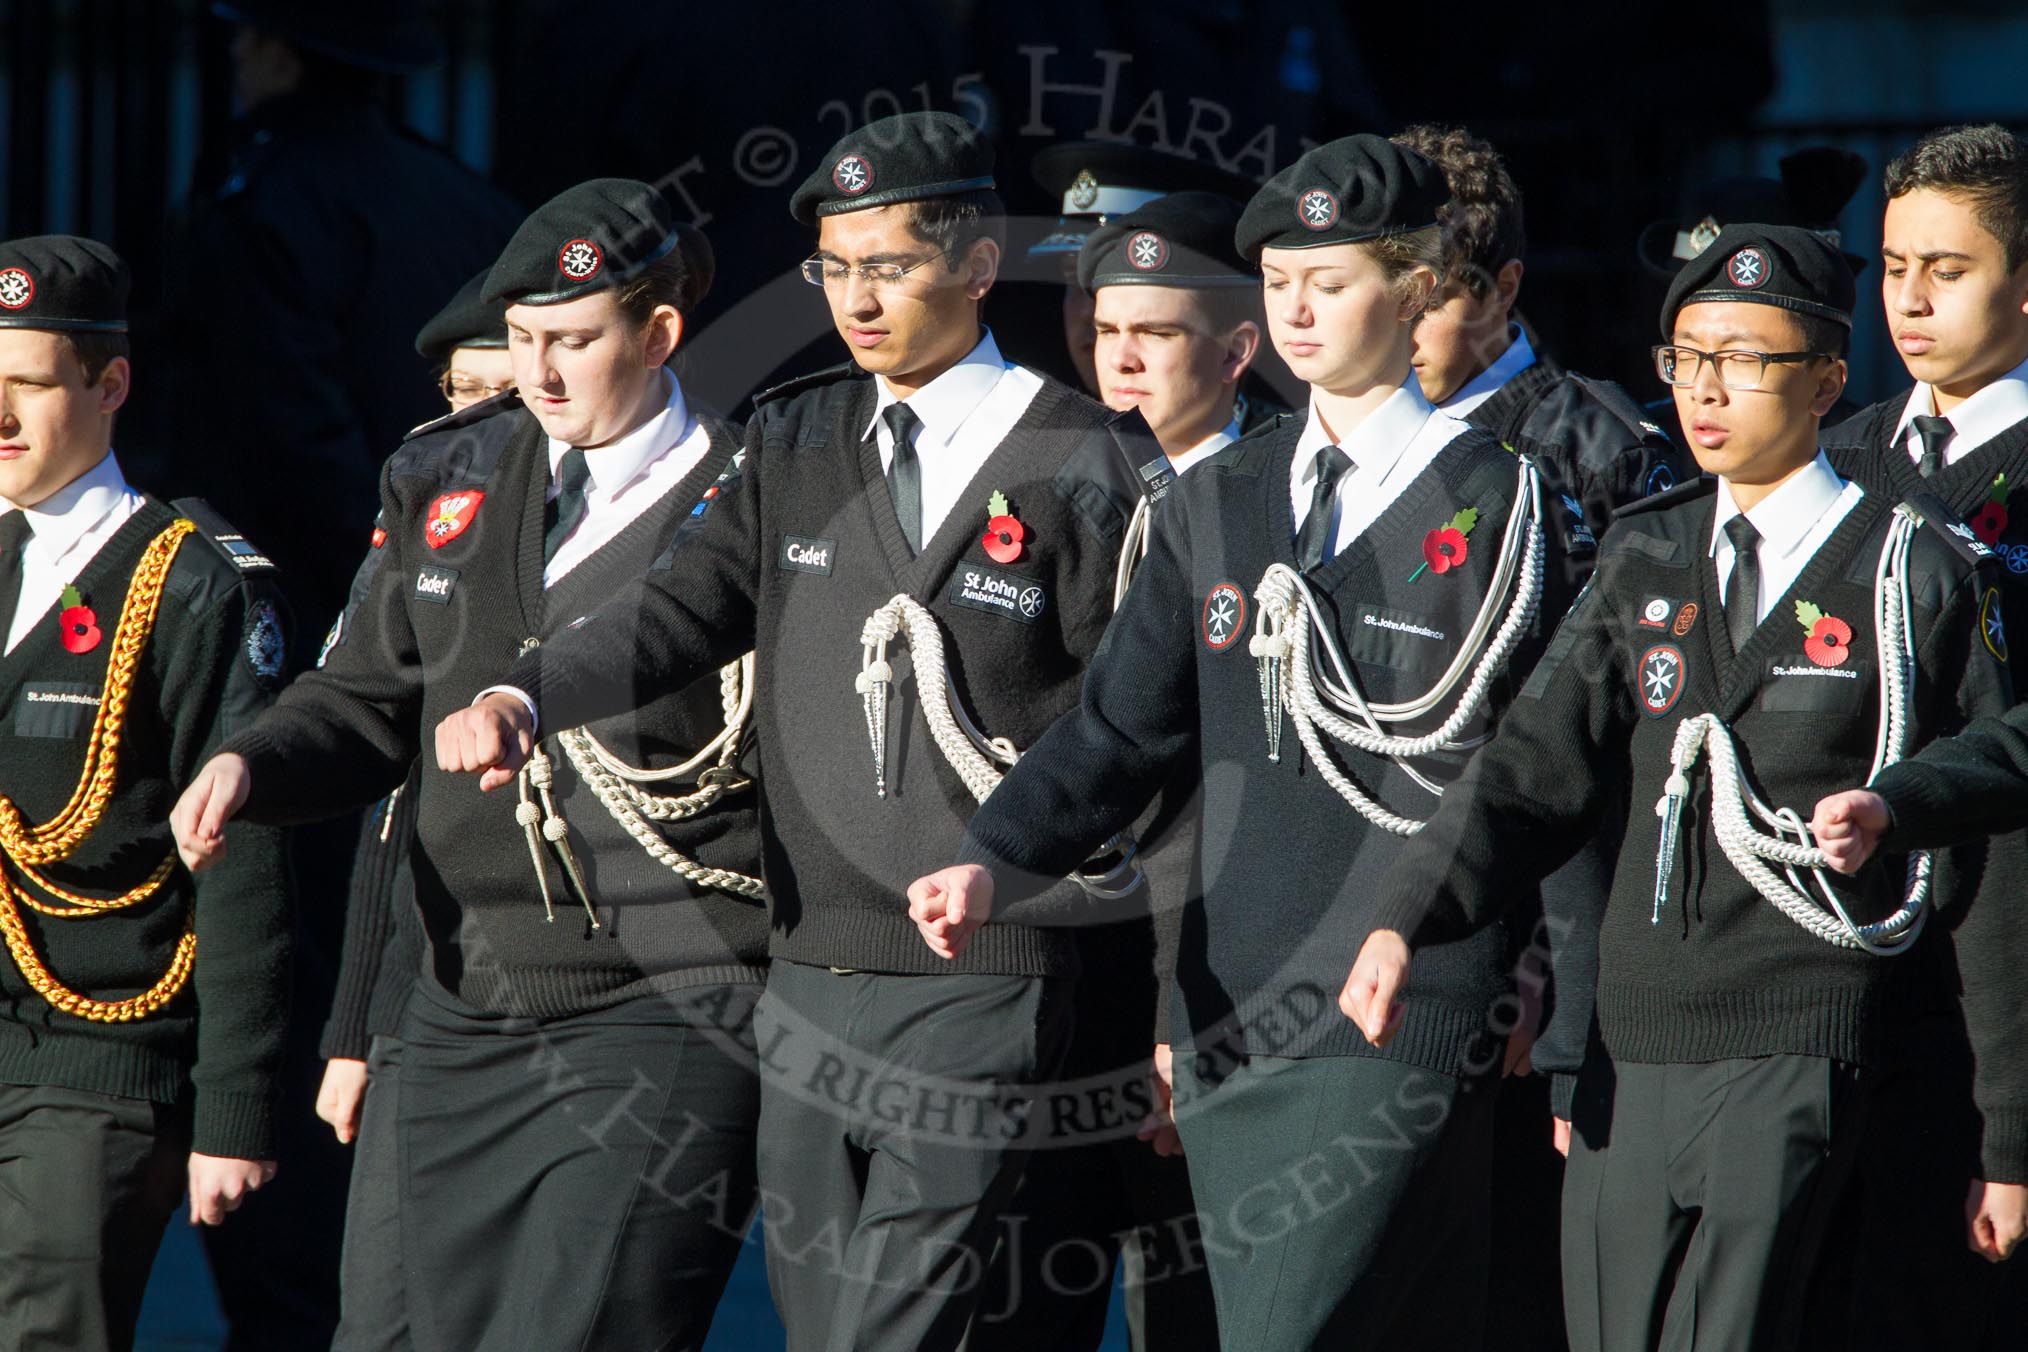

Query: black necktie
left=1294, top=445, right=1352, bottom=570
left=1912, top=414, right=1955, bottom=479
left=0, top=510, right=32, bottom=649
left=883, top=403, right=924, bottom=555
left=543, top=448, right=591, bottom=564
left=1723, top=514, right=1762, bottom=654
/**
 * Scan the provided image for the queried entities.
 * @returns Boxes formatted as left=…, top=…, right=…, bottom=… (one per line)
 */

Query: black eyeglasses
left=1652, top=344, right=1826, bottom=392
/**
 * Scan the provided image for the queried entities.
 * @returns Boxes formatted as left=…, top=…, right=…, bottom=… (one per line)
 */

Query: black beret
left=1637, top=146, right=1868, bottom=278
left=790, top=112, right=995, bottom=226
left=0, top=235, right=130, bottom=334
left=484, top=179, right=710, bottom=311
left=1076, top=192, right=1254, bottom=293
left=212, top=0, right=441, bottom=74
left=1029, top=141, right=1258, bottom=257
left=1660, top=223, right=1855, bottom=336
left=1236, top=134, right=1447, bottom=262
left=415, top=268, right=507, bottom=361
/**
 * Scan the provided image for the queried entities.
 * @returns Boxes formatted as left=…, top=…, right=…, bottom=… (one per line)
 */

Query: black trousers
left=0, top=1082, right=191, bottom=1352
left=333, top=982, right=762, bottom=1352
left=966, top=924, right=1219, bottom=1352
left=1807, top=1022, right=2028, bottom=1352
left=1562, top=1052, right=1868, bottom=1352
left=1170, top=1051, right=1495, bottom=1352
left=752, top=959, right=1072, bottom=1352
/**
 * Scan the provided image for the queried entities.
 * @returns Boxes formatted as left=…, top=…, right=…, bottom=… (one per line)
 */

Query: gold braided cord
left=0, top=519, right=199, bottom=1021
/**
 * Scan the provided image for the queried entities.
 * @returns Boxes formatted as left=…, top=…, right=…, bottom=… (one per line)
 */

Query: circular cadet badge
left=557, top=238, right=602, bottom=281
left=1727, top=247, right=1769, bottom=289
left=2002, top=544, right=2028, bottom=575
left=1203, top=583, right=1246, bottom=651
left=1638, top=643, right=1686, bottom=717
left=833, top=154, right=873, bottom=196
left=1018, top=585, right=1047, bottom=620
left=1646, top=463, right=1677, bottom=495
left=1642, top=598, right=1671, bottom=626
left=1298, top=188, right=1340, bottom=231
left=1127, top=230, right=1168, bottom=272
left=1981, top=587, right=2009, bottom=663
left=245, top=599, right=286, bottom=684
left=0, top=267, right=33, bottom=310
left=1069, top=169, right=1100, bottom=211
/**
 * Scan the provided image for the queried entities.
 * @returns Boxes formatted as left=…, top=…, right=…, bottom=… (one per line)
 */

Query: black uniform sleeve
left=953, top=494, right=1202, bottom=908
left=319, top=778, right=419, bottom=1062
left=501, top=422, right=764, bottom=730
left=1915, top=573, right=2028, bottom=1182
left=164, top=574, right=296, bottom=1159
left=1871, top=704, right=2028, bottom=849
left=1369, top=574, right=1636, bottom=947
left=224, top=459, right=428, bottom=823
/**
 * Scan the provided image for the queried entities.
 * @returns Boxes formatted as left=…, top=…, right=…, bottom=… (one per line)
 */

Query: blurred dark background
left=4, top=1, right=2027, bottom=1348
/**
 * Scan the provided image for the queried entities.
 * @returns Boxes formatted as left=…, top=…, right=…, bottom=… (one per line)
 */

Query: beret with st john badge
left=415, top=268, right=507, bottom=361
left=484, top=178, right=711, bottom=310
left=0, top=235, right=129, bottom=333
left=1660, top=222, right=1854, bottom=336
left=1235, top=134, right=1447, bottom=262
left=1077, top=192, right=1255, bottom=293
left=790, top=112, right=996, bottom=226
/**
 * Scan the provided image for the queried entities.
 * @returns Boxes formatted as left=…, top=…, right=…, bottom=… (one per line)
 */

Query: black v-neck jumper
left=952, top=413, right=1584, bottom=1075
left=1373, top=478, right=2028, bottom=1179
left=502, top=366, right=1160, bottom=979
left=225, top=396, right=770, bottom=1019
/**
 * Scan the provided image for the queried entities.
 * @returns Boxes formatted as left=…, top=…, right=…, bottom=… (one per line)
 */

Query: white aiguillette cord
left=1651, top=506, right=1930, bottom=955
left=514, top=637, right=766, bottom=926
left=1248, top=457, right=1548, bottom=837
left=855, top=595, right=1142, bottom=900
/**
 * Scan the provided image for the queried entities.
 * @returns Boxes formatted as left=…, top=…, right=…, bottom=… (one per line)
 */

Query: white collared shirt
left=1439, top=326, right=1538, bottom=419
left=3, top=451, right=144, bottom=655
left=865, top=328, right=1043, bottom=541
left=1168, top=407, right=1244, bottom=476
left=1709, top=450, right=1864, bottom=625
left=1890, top=351, right=2028, bottom=469
left=543, top=368, right=713, bottom=587
left=1290, top=378, right=1472, bottom=561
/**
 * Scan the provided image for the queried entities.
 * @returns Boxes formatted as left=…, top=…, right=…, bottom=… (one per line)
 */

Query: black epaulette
left=752, top=361, right=866, bottom=411
left=1609, top=474, right=1715, bottom=522
left=1566, top=372, right=1677, bottom=446
left=170, top=498, right=278, bottom=575
left=1902, top=490, right=2000, bottom=571
left=402, top=390, right=524, bottom=442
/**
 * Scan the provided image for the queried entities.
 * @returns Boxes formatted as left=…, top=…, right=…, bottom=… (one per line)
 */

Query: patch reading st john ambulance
left=213, top=534, right=276, bottom=572
left=949, top=565, right=1048, bottom=625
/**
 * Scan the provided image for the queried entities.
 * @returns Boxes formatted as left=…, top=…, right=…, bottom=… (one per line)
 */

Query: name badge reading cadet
left=778, top=535, right=836, bottom=575
left=414, top=564, right=459, bottom=604
left=949, top=565, right=1048, bottom=624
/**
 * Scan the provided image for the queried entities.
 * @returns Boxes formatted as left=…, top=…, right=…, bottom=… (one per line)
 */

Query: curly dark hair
left=1884, top=124, right=2028, bottom=273
left=1391, top=125, right=1525, bottom=300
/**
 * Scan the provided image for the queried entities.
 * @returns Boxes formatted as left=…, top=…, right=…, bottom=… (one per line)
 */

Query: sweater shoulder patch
left=751, top=361, right=865, bottom=411
left=402, top=390, right=525, bottom=442
left=169, top=497, right=279, bottom=577
left=1609, top=475, right=1714, bottom=524
left=1902, top=490, right=1998, bottom=574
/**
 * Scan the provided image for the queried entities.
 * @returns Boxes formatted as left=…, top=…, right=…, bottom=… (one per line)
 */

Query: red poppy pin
left=1796, top=600, right=1852, bottom=667
left=1411, top=507, right=1478, bottom=581
left=982, top=490, right=1026, bottom=564
left=424, top=491, right=484, bottom=548
left=1972, top=473, right=2012, bottom=545
left=57, top=584, right=100, bottom=655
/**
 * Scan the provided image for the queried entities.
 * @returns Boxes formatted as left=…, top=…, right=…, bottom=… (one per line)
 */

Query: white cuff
left=475, top=686, right=539, bottom=733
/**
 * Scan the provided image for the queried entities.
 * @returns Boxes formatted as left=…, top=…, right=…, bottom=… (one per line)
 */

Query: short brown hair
left=57, top=331, right=129, bottom=386
left=903, top=191, right=1006, bottom=270
left=1392, top=125, right=1525, bottom=300
left=1361, top=224, right=1447, bottom=318
left=1884, top=124, right=2028, bottom=272
left=612, top=224, right=716, bottom=323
